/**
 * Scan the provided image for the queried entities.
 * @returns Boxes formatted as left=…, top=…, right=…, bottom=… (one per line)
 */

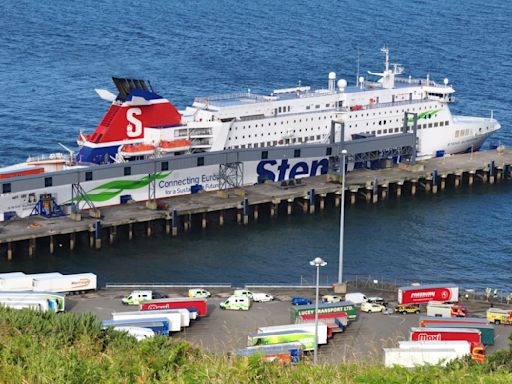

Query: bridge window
left=294, top=149, right=301, bottom=158
left=45, top=177, right=53, bottom=187
left=395, top=128, right=399, bottom=133
left=434, top=122, right=439, bottom=127
left=160, top=162, right=168, bottom=171
left=445, top=121, right=449, bottom=125
left=124, top=167, right=131, bottom=176
left=440, top=121, right=444, bottom=126
left=326, top=147, right=332, bottom=156
left=2, top=183, right=11, bottom=194
left=197, top=157, right=204, bottom=166
left=377, top=130, right=382, bottom=135
left=85, top=171, right=93, bottom=181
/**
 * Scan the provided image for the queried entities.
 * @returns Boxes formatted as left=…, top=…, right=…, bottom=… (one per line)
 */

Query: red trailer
left=410, top=327, right=481, bottom=344
left=398, top=284, right=459, bottom=305
left=140, top=297, right=208, bottom=317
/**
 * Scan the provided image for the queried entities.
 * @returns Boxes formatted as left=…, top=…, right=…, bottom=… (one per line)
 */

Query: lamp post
left=338, top=149, right=348, bottom=284
left=310, top=256, right=327, bottom=364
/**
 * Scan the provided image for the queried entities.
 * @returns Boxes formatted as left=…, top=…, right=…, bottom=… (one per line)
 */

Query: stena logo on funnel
left=256, top=158, right=329, bottom=182
left=126, top=108, right=143, bottom=138
left=417, top=333, right=441, bottom=341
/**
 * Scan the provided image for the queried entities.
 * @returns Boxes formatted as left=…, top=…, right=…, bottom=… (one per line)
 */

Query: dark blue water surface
left=1, top=0, right=511, bottom=290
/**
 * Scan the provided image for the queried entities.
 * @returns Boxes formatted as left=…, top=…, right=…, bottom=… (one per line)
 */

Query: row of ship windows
left=349, top=105, right=440, bottom=119
left=455, top=129, right=472, bottom=138
left=232, top=115, right=334, bottom=130
left=276, top=103, right=336, bottom=115
left=229, top=125, right=330, bottom=140
left=362, top=121, right=450, bottom=136
left=227, top=135, right=327, bottom=150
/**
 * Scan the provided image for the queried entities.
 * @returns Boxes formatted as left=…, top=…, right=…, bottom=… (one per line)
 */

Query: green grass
left=0, top=307, right=511, bottom=383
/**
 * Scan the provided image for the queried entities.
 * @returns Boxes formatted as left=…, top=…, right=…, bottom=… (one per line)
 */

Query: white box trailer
left=257, top=322, right=328, bottom=345
left=0, top=272, right=26, bottom=278
left=383, top=348, right=466, bottom=368
left=0, top=298, right=56, bottom=312
left=32, top=273, right=97, bottom=293
left=398, top=340, right=472, bottom=355
left=28, top=272, right=63, bottom=280
left=112, top=310, right=183, bottom=332
left=0, top=292, right=65, bottom=312
left=0, top=275, right=34, bottom=291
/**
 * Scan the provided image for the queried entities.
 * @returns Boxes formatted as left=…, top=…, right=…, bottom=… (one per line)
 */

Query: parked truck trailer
left=257, top=322, right=328, bottom=345
left=426, top=302, right=467, bottom=318
left=290, top=301, right=357, bottom=322
left=398, top=284, right=459, bottom=305
left=140, top=297, right=207, bottom=317
left=32, top=273, right=97, bottom=294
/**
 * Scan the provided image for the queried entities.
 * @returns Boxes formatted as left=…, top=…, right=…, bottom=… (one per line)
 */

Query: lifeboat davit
left=159, top=139, right=192, bottom=153
left=119, top=144, right=156, bottom=158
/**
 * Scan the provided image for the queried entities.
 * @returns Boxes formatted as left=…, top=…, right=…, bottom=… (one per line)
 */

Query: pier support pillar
left=301, top=198, right=308, bottom=214
left=454, top=173, right=461, bottom=188
left=253, top=205, right=259, bottom=222
left=496, top=167, right=503, bottom=183
left=350, top=189, right=357, bottom=205
left=440, top=176, right=446, bottom=190
left=335, top=192, right=341, bottom=208
left=372, top=179, right=378, bottom=204
left=128, top=223, right=134, bottom=240
left=272, top=203, right=279, bottom=217
left=49, top=235, right=55, bottom=254
left=89, top=228, right=94, bottom=248
left=431, top=170, right=438, bottom=194
left=364, top=189, right=371, bottom=203
left=94, top=220, right=102, bottom=250
left=489, top=161, right=495, bottom=184
left=202, top=213, right=207, bottom=229
left=219, top=210, right=225, bottom=227
left=380, top=184, right=388, bottom=200
left=411, top=180, right=417, bottom=196
left=109, top=226, right=115, bottom=245
left=172, top=210, right=179, bottom=236
left=243, top=197, right=249, bottom=225
left=468, top=172, right=474, bottom=186
left=424, top=178, right=432, bottom=193
left=184, top=215, right=191, bottom=232
left=69, top=233, right=76, bottom=251
left=7, top=242, right=12, bottom=261
left=308, top=189, right=315, bottom=214
left=236, top=210, right=242, bottom=225
left=146, top=221, right=152, bottom=237
left=165, top=219, right=171, bottom=235
left=396, top=182, right=403, bottom=198
left=28, top=238, right=35, bottom=257
left=319, top=194, right=326, bottom=211
left=287, top=199, right=293, bottom=215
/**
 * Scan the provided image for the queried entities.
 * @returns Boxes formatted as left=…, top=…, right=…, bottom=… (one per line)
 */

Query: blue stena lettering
left=256, top=160, right=277, bottom=182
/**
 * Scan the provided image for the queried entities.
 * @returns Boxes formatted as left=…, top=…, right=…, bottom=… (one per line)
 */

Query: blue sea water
left=1, top=0, right=512, bottom=291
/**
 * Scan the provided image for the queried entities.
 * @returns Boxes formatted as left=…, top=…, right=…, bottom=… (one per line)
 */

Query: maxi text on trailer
left=410, top=327, right=481, bottom=345
left=257, top=322, right=328, bottom=345
left=112, top=310, right=183, bottom=331
left=423, top=323, right=495, bottom=345
left=140, top=297, right=207, bottom=317
left=102, top=318, right=171, bottom=336
left=0, top=292, right=66, bottom=312
left=398, top=284, right=459, bottom=305
left=32, top=273, right=97, bottom=294
left=290, top=301, right=358, bottom=321
left=237, top=342, right=304, bottom=364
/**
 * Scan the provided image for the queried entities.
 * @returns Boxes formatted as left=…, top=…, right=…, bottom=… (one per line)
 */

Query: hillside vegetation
left=0, top=307, right=511, bottom=383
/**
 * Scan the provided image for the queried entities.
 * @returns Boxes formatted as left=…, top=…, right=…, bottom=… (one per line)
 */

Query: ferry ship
left=0, top=49, right=501, bottom=220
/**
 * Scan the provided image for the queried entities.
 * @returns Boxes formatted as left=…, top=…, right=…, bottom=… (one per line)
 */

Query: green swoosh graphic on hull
left=68, top=172, right=172, bottom=203
left=408, top=109, right=441, bottom=123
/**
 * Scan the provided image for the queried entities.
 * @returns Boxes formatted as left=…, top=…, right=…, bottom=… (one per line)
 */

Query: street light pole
left=310, top=256, right=327, bottom=364
left=338, top=149, right=348, bottom=284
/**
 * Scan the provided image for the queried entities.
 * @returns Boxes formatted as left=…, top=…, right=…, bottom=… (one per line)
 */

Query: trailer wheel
left=495, top=320, right=501, bottom=325
left=415, top=310, right=420, bottom=314
left=401, top=311, right=406, bottom=315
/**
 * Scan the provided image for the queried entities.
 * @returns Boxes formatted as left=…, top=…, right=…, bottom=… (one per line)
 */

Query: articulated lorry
left=423, top=323, right=494, bottom=345
left=140, top=297, right=207, bottom=317
left=102, top=318, right=171, bottom=336
left=257, top=322, right=328, bottom=345
left=32, top=273, right=97, bottom=294
left=398, top=284, right=459, bottom=305
left=384, top=347, right=468, bottom=368
left=237, top=342, right=304, bottom=364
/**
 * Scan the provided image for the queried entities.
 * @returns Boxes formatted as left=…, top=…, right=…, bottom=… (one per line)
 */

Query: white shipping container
left=112, top=310, right=182, bottom=332
left=257, top=322, right=328, bottom=345
left=33, top=273, right=97, bottom=293
left=384, top=348, right=466, bottom=368
left=0, top=275, right=35, bottom=291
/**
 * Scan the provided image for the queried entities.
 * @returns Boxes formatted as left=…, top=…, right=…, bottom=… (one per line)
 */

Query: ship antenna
left=356, top=47, right=360, bottom=87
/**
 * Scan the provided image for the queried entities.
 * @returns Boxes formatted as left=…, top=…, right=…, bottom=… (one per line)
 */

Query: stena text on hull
left=0, top=48, right=501, bottom=221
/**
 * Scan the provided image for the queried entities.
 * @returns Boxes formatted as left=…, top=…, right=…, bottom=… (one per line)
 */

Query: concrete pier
left=2, top=148, right=512, bottom=259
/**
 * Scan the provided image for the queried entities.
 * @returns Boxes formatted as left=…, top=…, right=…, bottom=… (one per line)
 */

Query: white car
left=322, top=295, right=343, bottom=303
left=252, top=293, right=274, bottom=302
left=360, top=302, right=385, bottom=313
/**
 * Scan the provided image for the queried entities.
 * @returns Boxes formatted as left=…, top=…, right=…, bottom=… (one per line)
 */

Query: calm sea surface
left=1, top=0, right=511, bottom=290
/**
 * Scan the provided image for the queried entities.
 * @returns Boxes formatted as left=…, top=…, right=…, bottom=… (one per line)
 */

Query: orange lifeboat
left=159, top=139, right=192, bottom=153
left=119, top=144, right=156, bottom=157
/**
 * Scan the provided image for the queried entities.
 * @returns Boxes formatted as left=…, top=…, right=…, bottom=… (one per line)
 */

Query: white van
left=220, top=295, right=250, bottom=310
left=345, top=292, right=368, bottom=304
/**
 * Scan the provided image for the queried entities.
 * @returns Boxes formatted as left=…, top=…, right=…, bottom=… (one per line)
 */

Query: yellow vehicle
left=486, top=308, right=512, bottom=325
left=395, top=304, right=421, bottom=315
